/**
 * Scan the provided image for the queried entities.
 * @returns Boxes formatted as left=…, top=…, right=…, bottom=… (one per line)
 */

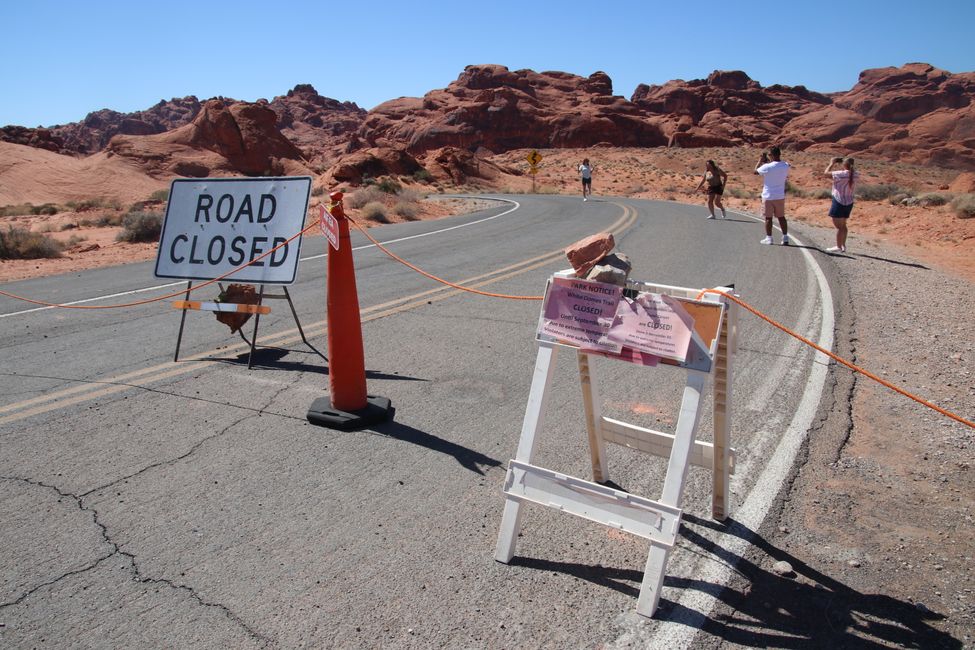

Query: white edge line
left=0, top=197, right=520, bottom=319
left=301, top=196, right=520, bottom=260
left=641, top=216, right=835, bottom=648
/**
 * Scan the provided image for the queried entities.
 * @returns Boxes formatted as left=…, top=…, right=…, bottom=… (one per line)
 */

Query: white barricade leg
left=495, top=343, right=560, bottom=563
left=636, top=371, right=706, bottom=617
left=578, top=351, right=609, bottom=483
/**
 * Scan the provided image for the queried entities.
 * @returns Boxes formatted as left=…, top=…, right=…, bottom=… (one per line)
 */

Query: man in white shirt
left=754, top=146, right=791, bottom=245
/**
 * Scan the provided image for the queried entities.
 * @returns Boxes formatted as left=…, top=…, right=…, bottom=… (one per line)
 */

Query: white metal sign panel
left=154, top=176, right=311, bottom=284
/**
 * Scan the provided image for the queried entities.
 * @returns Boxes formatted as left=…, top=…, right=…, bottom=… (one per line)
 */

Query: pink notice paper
left=538, top=277, right=623, bottom=353
left=601, top=293, right=695, bottom=362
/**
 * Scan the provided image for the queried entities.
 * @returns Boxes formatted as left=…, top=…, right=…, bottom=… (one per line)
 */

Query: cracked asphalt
left=2, top=196, right=929, bottom=648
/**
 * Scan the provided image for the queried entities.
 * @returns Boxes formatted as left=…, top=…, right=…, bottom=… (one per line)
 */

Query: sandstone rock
left=5, top=61, right=975, bottom=177
left=330, top=147, right=421, bottom=184
left=107, top=99, right=309, bottom=177
left=215, top=283, right=260, bottom=333
left=359, top=64, right=666, bottom=155
left=268, top=84, right=366, bottom=165
left=949, top=172, right=975, bottom=193
left=585, top=252, right=631, bottom=286
left=565, top=233, right=615, bottom=277
left=771, top=560, right=794, bottom=576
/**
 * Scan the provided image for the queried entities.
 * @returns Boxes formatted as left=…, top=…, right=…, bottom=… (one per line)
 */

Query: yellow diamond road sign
left=526, top=150, right=542, bottom=166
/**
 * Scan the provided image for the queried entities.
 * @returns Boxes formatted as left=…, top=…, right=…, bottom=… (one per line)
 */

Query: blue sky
left=3, top=0, right=973, bottom=128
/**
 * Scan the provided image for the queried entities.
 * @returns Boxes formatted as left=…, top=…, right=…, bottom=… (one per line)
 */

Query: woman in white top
left=824, top=157, right=857, bottom=252
left=578, top=159, right=594, bottom=200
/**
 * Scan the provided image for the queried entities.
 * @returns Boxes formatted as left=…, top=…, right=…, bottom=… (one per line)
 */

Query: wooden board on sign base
left=654, top=296, right=724, bottom=372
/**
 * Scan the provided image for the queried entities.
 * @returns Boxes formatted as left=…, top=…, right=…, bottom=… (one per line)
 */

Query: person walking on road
left=755, top=146, right=791, bottom=245
left=695, top=159, right=729, bottom=219
left=578, top=158, right=594, bottom=201
left=824, top=156, right=858, bottom=252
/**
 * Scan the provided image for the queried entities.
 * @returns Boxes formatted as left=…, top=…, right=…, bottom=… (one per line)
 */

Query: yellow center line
left=0, top=203, right=636, bottom=425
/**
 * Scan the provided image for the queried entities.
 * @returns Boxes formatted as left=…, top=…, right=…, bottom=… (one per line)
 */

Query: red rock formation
left=793, top=63, right=975, bottom=169
left=0, top=125, right=64, bottom=153
left=632, top=70, right=831, bottom=148
left=329, top=147, right=421, bottom=184
left=106, top=100, right=310, bottom=178
left=358, top=65, right=666, bottom=155
left=38, top=97, right=201, bottom=155
left=3, top=62, right=974, bottom=174
left=267, top=84, right=366, bottom=165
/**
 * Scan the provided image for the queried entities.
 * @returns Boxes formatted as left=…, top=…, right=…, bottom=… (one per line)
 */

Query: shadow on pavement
left=502, top=513, right=956, bottom=648
left=678, top=514, right=958, bottom=649
left=368, top=420, right=502, bottom=476
left=211, top=348, right=427, bottom=382
left=850, top=252, right=930, bottom=270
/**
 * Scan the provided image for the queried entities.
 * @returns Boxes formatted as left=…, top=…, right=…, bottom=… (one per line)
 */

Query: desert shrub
left=785, top=181, right=805, bottom=197
left=727, top=186, right=756, bottom=199
left=116, top=211, right=163, bottom=243
left=916, top=192, right=949, bottom=207
left=311, top=185, right=327, bottom=197
left=148, top=189, right=170, bottom=202
left=950, top=193, right=975, bottom=219
left=60, top=222, right=78, bottom=231
left=32, top=203, right=59, bottom=215
left=376, top=177, right=402, bottom=195
left=80, top=213, right=124, bottom=228
left=67, top=197, right=121, bottom=212
left=393, top=201, right=418, bottom=220
left=855, top=183, right=901, bottom=201
left=888, top=192, right=912, bottom=205
left=347, top=185, right=386, bottom=209
left=412, top=169, right=433, bottom=183
left=0, top=226, right=65, bottom=259
left=361, top=201, right=389, bottom=223
left=807, top=188, right=832, bottom=200
left=398, top=188, right=422, bottom=203
left=0, top=204, right=36, bottom=217
left=64, top=234, right=87, bottom=247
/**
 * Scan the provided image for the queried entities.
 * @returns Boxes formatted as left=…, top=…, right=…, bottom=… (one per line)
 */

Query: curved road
left=0, top=195, right=837, bottom=648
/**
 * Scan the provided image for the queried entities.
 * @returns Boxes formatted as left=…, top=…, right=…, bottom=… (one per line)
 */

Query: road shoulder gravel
left=699, top=223, right=974, bottom=648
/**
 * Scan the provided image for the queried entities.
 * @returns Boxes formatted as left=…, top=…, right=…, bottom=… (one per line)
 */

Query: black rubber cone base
left=306, top=395, right=393, bottom=431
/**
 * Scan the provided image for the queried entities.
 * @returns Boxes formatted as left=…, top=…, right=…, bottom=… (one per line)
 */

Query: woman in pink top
left=824, top=157, right=857, bottom=252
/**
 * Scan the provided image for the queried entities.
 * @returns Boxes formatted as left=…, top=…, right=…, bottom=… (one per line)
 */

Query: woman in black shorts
left=824, top=157, right=857, bottom=252
left=695, top=160, right=728, bottom=219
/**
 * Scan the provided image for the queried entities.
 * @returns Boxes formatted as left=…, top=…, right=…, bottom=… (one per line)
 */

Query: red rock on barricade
left=214, top=283, right=260, bottom=334
left=565, top=232, right=615, bottom=277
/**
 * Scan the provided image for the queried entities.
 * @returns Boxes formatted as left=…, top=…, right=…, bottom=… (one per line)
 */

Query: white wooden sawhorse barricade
left=495, top=274, right=738, bottom=618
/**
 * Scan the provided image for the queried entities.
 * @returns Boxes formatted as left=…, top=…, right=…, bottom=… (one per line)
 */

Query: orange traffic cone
left=307, top=191, right=392, bottom=430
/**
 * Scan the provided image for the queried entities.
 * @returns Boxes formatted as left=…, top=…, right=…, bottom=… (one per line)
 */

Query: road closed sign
left=154, top=177, right=311, bottom=284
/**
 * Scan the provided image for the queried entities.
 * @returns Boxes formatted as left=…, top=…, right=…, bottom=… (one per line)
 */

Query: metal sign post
left=526, top=150, right=542, bottom=193
left=156, top=176, right=316, bottom=366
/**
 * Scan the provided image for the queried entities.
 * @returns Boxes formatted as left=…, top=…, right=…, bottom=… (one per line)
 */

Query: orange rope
left=350, top=215, right=972, bottom=430
left=346, top=215, right=543, bottom=301
left=0, top=221, right=320, bottom=309
left=697, top=288, right=975, bottom=430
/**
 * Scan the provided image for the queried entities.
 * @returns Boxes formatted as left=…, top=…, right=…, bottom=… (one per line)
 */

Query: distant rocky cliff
left=3, top=62, right=973, bottom=175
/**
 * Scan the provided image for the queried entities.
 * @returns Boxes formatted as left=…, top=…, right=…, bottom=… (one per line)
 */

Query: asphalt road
left=0, top=195, right=837, bottom=648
